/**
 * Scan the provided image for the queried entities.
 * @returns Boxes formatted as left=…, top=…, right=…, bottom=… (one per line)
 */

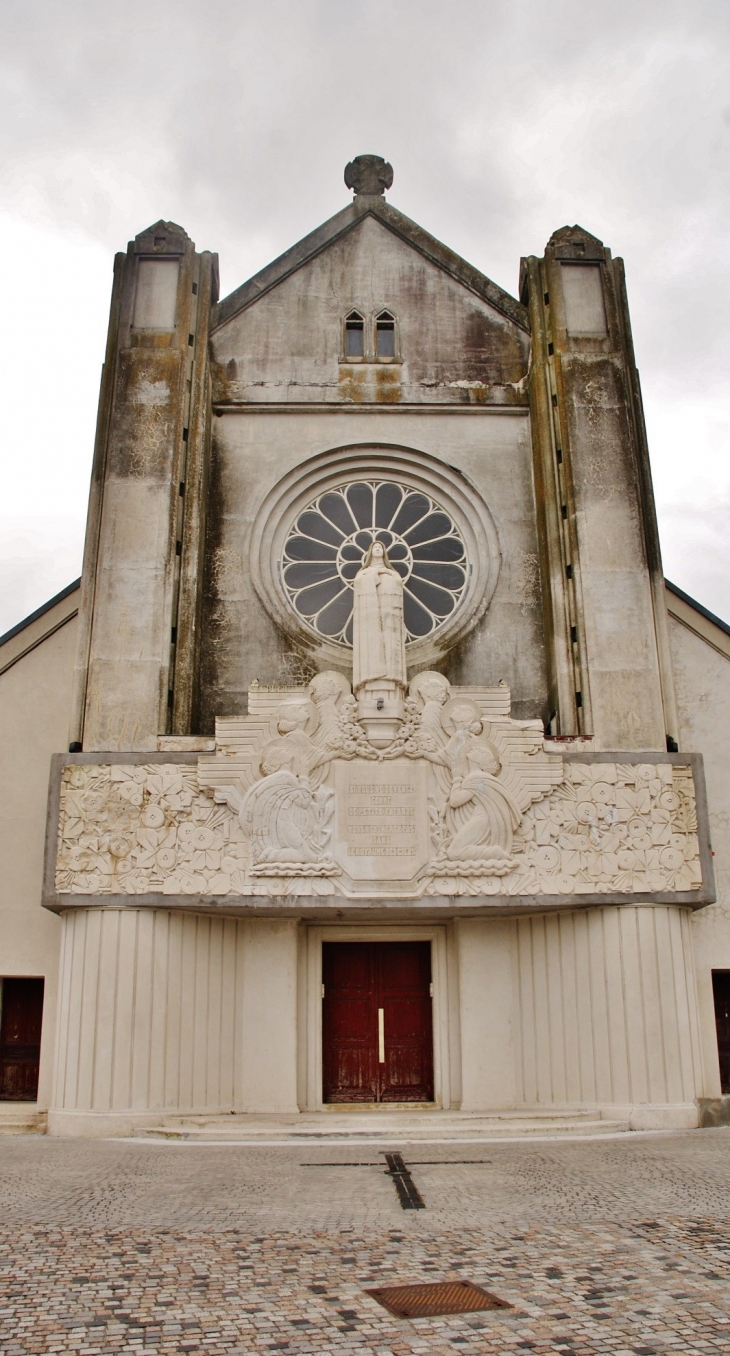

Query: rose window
left=281, top=480, right=469, bottom=647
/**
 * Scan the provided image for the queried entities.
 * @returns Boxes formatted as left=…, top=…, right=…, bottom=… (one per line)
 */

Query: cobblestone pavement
left=1, top=1129, right=729, bottom=1355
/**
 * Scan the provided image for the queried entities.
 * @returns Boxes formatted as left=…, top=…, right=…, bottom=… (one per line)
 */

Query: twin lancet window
left=344, top=310, right=397, bottom=361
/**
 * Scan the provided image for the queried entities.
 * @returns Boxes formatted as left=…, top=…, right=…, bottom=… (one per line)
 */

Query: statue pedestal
left=355, top=679, right=405, bottom=748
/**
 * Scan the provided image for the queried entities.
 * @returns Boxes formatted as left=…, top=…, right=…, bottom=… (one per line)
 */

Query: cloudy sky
left=1, top=0, right=728, bottom=634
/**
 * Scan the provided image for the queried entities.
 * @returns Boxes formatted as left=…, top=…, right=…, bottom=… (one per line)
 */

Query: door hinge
left=321, top=983, right=325, bottom=999
left=429, top=982, right=433, bottom=998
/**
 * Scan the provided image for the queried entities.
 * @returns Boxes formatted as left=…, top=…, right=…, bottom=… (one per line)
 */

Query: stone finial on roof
left=133, top=219, right=191, bottom=256
left=344, top=155, right=394, bottom=196
left=546, top=224, right=605, bottom=261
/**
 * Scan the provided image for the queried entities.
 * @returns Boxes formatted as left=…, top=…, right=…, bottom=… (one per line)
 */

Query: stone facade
left=2, top=155, right=729, bottom=1134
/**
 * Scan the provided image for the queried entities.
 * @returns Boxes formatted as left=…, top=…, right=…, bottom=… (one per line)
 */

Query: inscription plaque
left=333, top=758, right=430, bottom=881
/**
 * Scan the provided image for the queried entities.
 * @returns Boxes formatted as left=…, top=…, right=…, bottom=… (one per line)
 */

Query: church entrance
left=322, top=942, right=434, bottom=1103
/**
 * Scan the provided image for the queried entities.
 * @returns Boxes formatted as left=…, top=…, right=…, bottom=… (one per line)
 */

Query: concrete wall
left=49, top=909, right=299, bottom=1135
left=200, top=410, right=548, bottom=728
left=48, top=900, right=702, bottom=1134
left=457, top=905, right=702, bottom=1126
left=668, top=598, right=730, bottom=1097
left=211, top=214, right=529, bottom=407
left=0, top=590, right=78, bottom=1107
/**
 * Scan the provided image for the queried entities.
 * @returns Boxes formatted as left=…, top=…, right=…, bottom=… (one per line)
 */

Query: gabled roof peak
left=212, top=192, right=528, bottom=334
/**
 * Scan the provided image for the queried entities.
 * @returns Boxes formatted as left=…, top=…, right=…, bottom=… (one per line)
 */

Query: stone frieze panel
left=51, top=673, right=704, bottom=903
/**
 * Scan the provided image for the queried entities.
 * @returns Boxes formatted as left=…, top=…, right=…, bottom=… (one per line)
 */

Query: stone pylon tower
left=521, top=226, right=677, bottom=749
left=70, top=221, right=218, bottom=751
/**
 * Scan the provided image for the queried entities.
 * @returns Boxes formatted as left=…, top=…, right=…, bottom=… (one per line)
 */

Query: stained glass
left=281, top=479, right=468, bottom=646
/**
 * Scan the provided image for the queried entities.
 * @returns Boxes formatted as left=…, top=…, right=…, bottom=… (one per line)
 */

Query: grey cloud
left=0, top=0, right=728, bottom=624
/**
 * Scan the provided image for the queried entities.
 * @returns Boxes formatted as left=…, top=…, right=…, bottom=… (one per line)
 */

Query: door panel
left=0, top=978, right=45, bottom=1101
left=379, top=942, right=433, bottom=1102
left=712, top=970, right=730, bottom=1094
left=322, top=944, right=377, bottom=1102
left=322, top=942, right=433, bottom=1103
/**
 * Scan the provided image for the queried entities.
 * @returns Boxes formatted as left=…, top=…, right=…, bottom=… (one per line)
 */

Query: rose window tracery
left=281, top=480, right=469, bottom=647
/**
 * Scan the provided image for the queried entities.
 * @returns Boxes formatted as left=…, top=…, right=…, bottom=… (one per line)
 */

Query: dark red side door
left=322, top=942, right=433, bottom=1103
left=712, top=970, right=730, bottom=1094
left=0, top=978, right=45, bottom=1101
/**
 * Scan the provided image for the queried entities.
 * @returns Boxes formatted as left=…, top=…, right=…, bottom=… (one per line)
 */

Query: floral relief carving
left=424, top=760, right=702, bottom=897
left=55, top=743, right=702, bottom=903
left=55, top=764, right=256, bottom=897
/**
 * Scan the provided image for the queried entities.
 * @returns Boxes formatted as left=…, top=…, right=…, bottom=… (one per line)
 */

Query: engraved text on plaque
left=333, top=758, right=430, bottom=881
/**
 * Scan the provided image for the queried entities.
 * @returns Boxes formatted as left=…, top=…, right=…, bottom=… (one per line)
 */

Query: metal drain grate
left=366, top=1279, right=511, bottom=1319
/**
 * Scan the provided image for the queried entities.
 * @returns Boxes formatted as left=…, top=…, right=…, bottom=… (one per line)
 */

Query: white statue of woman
left=352, top=541, right=407, bottom=693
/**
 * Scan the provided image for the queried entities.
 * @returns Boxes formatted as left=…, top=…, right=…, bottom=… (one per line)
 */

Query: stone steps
left=0, top=1104, right=47, bottom=1135
left=135, top=1108, right=631, bottom=1143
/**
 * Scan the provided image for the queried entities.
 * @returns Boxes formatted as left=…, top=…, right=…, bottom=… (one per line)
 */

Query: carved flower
left=659, top=846, right=685, bottom=873
left=532, top=845, right=561, bottom=872
left=66, top=767, right=89, bottom=789
left=191, top=827, right=218, bottom=850
left=142, top=805, right=166, bottom=829
left=108, top=835, right=133, bottom=858
left=571, top=802, right=592, bottom=824
left=178, top=871, right=207, bottom=893
left=634, top=765, right=655, bottom=781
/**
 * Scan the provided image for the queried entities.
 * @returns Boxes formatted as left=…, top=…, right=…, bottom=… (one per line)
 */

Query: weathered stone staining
left=4, top=152, right=725, bottom=1135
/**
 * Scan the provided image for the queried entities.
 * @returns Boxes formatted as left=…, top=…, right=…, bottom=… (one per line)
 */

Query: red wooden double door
left=322, top=942, right=434, bottom=1103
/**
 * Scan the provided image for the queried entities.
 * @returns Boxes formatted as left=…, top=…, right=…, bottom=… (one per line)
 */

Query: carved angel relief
left=199, top=685, right=343, bottom=878
left=195, top=670, right=564, bottom=890
left=405, top=674, right=564, bottom=881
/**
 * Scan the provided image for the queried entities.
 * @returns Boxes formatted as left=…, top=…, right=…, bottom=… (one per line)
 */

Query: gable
left=210, top=213, right=529, bottom=407
left=666, top=581, right=730, bottom=663
left=0, top=579, right=80, bottom=679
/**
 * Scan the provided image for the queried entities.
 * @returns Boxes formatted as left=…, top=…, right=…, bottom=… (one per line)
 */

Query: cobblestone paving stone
left=0, top=1129, right=729, bottom=1355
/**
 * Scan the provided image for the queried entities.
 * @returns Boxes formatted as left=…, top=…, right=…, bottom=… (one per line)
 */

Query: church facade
left=2, top=155, right=730, bottom=1135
